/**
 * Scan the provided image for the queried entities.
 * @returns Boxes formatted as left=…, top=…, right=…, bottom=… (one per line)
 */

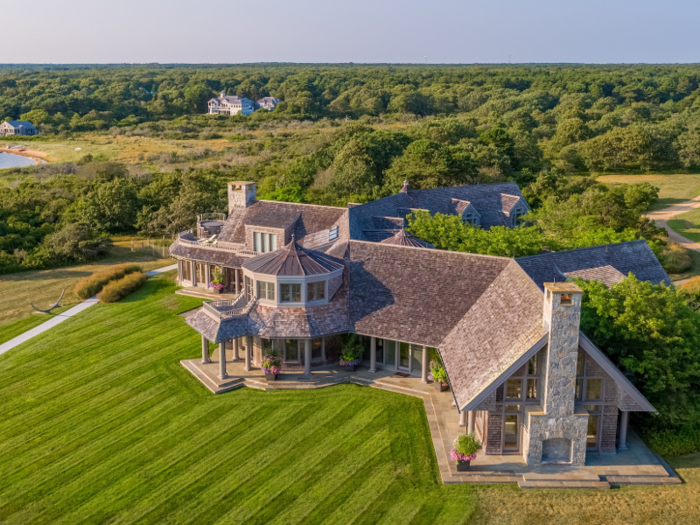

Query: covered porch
left=180, top=344, right=680, bottom=489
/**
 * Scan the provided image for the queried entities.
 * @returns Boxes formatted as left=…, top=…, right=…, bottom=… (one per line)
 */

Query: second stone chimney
left=228, top=181, right=257, bottom=214
left=541, top=282, right=583, bottom=419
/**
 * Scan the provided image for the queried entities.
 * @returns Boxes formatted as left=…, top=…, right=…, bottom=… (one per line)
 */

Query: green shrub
left=99, top=272, right=147, bottom=303
left=74, top=263, right=141, bottom=299
left=660, top=242, right=692, bottom=274
left=645, top=424, right=700, bottom=456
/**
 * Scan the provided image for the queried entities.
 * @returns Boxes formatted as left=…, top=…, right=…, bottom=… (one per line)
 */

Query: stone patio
left=181, top=352, right=681, bottom=489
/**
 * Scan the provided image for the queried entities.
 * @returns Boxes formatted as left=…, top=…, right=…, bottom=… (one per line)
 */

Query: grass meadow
left=1, top=274, right=699, bottom=524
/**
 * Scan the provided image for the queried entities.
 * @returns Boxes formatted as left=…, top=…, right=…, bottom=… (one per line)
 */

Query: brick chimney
left=228, top=181, right=257, bottom=214
left=399, top=179, right=410, bottom=194
left=541, top=282, right=583, bottom=418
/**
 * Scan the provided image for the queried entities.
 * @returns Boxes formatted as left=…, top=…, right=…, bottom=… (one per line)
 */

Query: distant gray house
left=207, top=94, right=255, bottom=116
left=0, top=120, right=38, bottom=136
left=171, top=180, right=666, bottom=468
left=256, top=97, right=281, bottom=111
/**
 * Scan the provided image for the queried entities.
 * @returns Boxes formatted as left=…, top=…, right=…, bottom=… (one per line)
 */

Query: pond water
left=0, top=152, right=36, bottom=169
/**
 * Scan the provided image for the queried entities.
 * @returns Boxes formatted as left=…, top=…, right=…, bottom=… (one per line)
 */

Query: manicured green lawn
left=2, top=275, right=699, bottom=524
left=669, top=207, right=700, bottom=243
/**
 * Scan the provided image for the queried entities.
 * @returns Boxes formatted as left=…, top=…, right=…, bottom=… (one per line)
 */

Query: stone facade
left=228, top=182, right=257, bottom=213
left=523, top=283, right=588, bottom=466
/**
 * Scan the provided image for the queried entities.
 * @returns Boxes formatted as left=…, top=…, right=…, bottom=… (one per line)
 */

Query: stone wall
left=525, top=411, right=588, bottom=465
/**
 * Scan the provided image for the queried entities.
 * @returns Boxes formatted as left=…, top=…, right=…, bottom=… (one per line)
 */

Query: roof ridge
left=347, top=239, right=512, bottom=260
left=514, top=239, right=647, bottom=261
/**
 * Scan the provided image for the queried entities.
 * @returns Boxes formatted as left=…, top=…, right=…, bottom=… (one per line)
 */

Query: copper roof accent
left=242, top=238, right=344, bottom=276
left=379, top=229, right=435, bottom=249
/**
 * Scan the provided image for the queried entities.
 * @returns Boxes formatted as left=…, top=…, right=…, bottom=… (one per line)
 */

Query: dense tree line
left=3, top=64, right=700, bottom=174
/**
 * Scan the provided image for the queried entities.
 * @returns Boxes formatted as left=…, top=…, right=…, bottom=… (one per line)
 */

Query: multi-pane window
left=462, top=213, right=478, bottom=227
left=284, top=339, right=299, bottom=362
left=257, top=281, right=275, bottom=300
left=261, top=338, right=274, bottom=356
left=505, top=379, right=522, bottom=400
left=181, top=260, right=192, bottom=281
left=245, top=276, right=253, bottom=300
left=586, top=404, right=601, bottom=449
left=280, top=283, right=301, bottom=302
left=512, top=208, right=526, bottom=226
left=307, top=281, right=325, bottom=302
left=253, top=232, right=277, bottom=253
left=526, top=354, right=539, bottom=400
left=575, top=352, right=604, bottom=402
left=329, top=225, right=339, bottom=241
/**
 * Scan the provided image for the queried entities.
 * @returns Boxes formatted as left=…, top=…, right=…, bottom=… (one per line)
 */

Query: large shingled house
left=171, top=180, right=667, bottom=467
left=0, top=120, right=38, bottom=136
left=207, top=94, right=256, bottom=116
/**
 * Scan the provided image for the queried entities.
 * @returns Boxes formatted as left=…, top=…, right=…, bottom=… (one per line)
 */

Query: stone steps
left=446, top=475, right=522, bottom=484
left=352, top=377, right=431, bottom=399
left=247, top=375, right=351, bottom=391
left=518, top=480, right=611, bottom=489
left=606, top=476, right=681, bottom=486
left=522, top=472, right=602, bottom=482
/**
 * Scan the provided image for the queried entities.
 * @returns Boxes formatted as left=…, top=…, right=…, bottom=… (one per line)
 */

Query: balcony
left=201, top=293, right=256, bottom=320
left=174, top=230, right=260, bottom=256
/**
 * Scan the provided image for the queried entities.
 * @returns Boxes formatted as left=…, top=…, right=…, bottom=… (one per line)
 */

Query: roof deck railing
left=175, top=230, right=260, bottom=256
left=202, top=293, right=256, bottom=319
left=197, top=212, right=227, bottom=223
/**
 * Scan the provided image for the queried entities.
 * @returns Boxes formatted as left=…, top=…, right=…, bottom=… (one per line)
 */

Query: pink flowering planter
left=338, top=358, right=360, bottom=373
left=261, top=354, right=281, bottom=382
left=451, top=434, right=479, bottom=472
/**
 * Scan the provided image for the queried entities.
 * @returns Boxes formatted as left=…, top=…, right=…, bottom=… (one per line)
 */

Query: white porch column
left=619, top=411, right=629, bottom=451
left=205, top=264, right=211, bottom=288
left=192, top=261, right=197, bottom=286
left=235, top=270, right=240, bottom=294
left=233, top=338, right=240, bottom=361
left=321, top=337, right=326, bottom=361
left=304, top=339, right=311, bottom=377
left=459, top=410, right=466, bottom=427
left=177, top=259, right=182, bottom=284
left=201, top=335, right=211, bottom=364
left=218, top=342, right=228, bottom=379
left=244, top=335, right=252, bottom=371
left=369, top=337, right=377, bottom=373
left=467, top=411, right=475, bottom=434
left=421, top=345, right=429, bottom=383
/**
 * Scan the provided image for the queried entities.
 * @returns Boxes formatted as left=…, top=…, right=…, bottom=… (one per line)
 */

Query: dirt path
left=646, top=196, right=700, bottom=251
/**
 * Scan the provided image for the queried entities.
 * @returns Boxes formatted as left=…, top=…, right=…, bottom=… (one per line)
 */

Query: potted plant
left=209, top=269, right=225, bottom=294
left=339, top=334, right=363, bottom=372
left=261, top=353, right=281, bottom=381
left=450, top=433, right=479, bottom=471
left=430, top=360, right=449, bottom=392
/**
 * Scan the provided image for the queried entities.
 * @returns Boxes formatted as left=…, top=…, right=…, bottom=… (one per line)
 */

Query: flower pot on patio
left=261, top=354, right=281, bottom=382
left=456, top=459, right=471, bottom=471
left=339, top=364, right=356, bottom=372
left=434, top=382, right=449, bottom=392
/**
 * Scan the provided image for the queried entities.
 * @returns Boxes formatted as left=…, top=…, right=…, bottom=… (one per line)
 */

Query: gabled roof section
left=348, top=240, right=511, bottom=347
left=3, top=120, right=35, bottom=128
left=564, top=265, right=626, bottom=285
left=516, top=240, right=671, bottom=290
left=578, top=333, right=656, bottom=412
left=242, top=239, right=344, bottom=276
left=218, top=201, right=347, bottom=245
left=438, top=260, right=547, bottom=410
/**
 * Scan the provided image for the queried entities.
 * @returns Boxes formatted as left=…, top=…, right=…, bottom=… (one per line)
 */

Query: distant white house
left=207, top=94, right=255, bottom=116
left=256, top=97, right=281, bottom=111
left=0, top=120, right=38, bottom=136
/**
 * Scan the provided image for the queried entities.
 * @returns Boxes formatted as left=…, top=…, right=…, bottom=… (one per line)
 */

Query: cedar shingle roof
left=242, top=239, right=344, bottom=276
left=169, top=243, right=246, bottom=267
left=348, top=241, right=511, bottom=347
left=516, top=240, right=671, bottom=290
left=218, top=201, right=347, bottom=245
left=379, top=229, right=435, bottom=249
left=348, top=182, right=528, bottom=241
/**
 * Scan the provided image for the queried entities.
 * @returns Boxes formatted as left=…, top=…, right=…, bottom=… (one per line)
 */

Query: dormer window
left=512, top=208, right=526, bottom=226
left=462, top=212, right=478, bottom=227
left=280, top=283, right=301, bottom=302
left=254, top=232, right=277, bottom=253
left=307, top=281, right=326, bottom=302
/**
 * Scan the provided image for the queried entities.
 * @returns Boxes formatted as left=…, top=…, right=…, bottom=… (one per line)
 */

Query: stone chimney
left=220, top=92, right=226, bottom=98
left=228, top=181, right=257, bottom=214
left=542, top=282, right=583, bottom=418
left=399, top=179, right=410, bottom=194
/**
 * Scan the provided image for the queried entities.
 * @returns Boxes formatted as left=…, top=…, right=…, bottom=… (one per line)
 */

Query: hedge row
left=75, top=263, right=141, bottom=299
left=100, top=272, right=147, bottom=303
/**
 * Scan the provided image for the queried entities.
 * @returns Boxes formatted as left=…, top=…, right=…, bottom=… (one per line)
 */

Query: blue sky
left=7, top=0, right=700, bottom=64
